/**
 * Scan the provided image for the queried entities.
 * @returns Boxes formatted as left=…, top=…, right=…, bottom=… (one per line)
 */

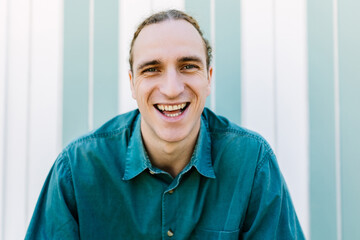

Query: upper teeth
left=157, top=103, right=186, bottom=111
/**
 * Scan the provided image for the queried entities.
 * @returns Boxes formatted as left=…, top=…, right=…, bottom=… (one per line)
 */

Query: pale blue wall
left=308, top=0, right=360, bottom=238
left=308, top=0, right=338, bottom=238
left=93, top=0, right=119, bottom=129
left=213, top=0, right=241, bottom=125
left=338, top=0, right=360, bottom=238
left=63, top=0, right=90, bottom=145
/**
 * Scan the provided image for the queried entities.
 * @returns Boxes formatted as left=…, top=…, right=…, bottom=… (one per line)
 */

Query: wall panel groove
left=0, top=0, right=10, bottom=237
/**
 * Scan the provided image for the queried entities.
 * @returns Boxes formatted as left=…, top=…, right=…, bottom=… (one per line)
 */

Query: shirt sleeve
left=241, top=150, right=305, bottom=240
left=25, top=152, right=79, bottom=240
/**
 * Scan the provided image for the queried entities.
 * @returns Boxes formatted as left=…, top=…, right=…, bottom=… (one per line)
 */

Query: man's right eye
left=143, top=68, right=157, bottom=73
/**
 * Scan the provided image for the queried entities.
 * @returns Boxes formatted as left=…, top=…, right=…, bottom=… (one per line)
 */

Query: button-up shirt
left=26, top=108, right=304, bottom=239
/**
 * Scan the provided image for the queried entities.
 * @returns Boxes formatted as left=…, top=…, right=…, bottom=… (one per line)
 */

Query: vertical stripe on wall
left=3, top=0, right=31, bottom=238
left=63, top=0, right=90, bottom=146
left=240, top=0, right=276, bottom=148
left=273, top=0, right=309, bottom=236
left=26, top=0, right=63, bottom=229
left=214, top=0, right=241, bottom=124
left=338, top=0, right=360, bottom=238
left=119, top=0, right=152, bottom=114
left=308, top=0, right=338, bottom=239
left=0, top=0, right=8, bottom=237
left=93, top=0, right=119, bottom=128
left=151, top=0, right=184, bottom=12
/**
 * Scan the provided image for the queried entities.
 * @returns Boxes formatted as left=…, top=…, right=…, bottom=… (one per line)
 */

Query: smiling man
left=129, top=18, right=212, bottom=178
left=26, top=9, right=304, bottom=239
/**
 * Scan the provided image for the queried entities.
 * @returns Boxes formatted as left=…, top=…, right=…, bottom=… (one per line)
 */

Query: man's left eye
left=144, top=68, right=157, bottom=72
left=183, top=65, right=197, bottom=70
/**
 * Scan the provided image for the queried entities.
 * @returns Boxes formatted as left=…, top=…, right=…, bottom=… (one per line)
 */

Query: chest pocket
left=191, top=228, right=240, bottom=240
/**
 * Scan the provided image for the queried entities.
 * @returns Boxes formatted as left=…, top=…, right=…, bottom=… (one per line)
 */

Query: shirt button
left=168, top=189, right=174, bottom=194
left=167, top=229, right=174, bottom=237
left=149, top=170, right=155, bottom=175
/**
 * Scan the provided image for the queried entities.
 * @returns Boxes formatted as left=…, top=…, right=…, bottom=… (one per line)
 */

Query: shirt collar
left=187, top=116, right=216, bottom=179
left=123, top=113, right=216, bottom=180
left=123, top=114, right=148, bottom=180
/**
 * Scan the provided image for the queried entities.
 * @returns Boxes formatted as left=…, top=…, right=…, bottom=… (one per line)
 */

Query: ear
left=206, top=66, right=213, bottom=96
left=129, top=70, right=136, bottom=100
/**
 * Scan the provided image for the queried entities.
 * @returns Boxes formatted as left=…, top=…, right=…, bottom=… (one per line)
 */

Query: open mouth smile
left=155, top=103, right=190, bottom=117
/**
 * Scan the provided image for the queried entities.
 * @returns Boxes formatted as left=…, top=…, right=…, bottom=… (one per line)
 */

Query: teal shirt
left=26, top=108, right=304, bottom=239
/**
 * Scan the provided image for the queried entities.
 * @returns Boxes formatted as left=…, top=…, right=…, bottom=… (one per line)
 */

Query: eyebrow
left=177, top=56, right=203, bottom=64
left=136, top=60, right=161, bottom=72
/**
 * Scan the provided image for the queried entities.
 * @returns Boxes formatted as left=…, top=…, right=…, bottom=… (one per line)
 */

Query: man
left=26, top=9, right=304, bottom=239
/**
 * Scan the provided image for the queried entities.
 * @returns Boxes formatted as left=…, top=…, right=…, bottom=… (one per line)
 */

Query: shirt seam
left=242, top=150, right=274, bottom=232
left=63, top=151, right=74, bottom=183
left=64, top=125, right=132, bottom=151
left=56, top=152, right=73, bottom=183
left=254, top=150, right=273, bottom=177
left=61, top=150, right=79, bottom=223
left=209, top=128, right=275, bottom=157
left=208, top=127, right=275, bottom=176
left=209, top=128, right=269, bottom=146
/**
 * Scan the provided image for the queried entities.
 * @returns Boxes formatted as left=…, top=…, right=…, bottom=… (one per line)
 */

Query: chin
left=156, top=130, right=189, bottom=143
left=159, top=134, right=186, bottom=143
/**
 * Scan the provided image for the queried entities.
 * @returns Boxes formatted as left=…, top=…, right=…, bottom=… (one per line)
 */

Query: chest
left=73, top=169, right=252, bottom=239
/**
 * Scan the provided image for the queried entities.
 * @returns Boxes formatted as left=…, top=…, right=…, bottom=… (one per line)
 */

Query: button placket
left=162, top=186, right=178, bottom=239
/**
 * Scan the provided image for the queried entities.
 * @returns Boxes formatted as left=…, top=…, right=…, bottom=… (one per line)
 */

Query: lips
left=155, top=102, right=189, bottom=117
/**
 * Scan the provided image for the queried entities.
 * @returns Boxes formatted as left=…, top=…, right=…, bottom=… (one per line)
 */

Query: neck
left=141, top=122, right=200, bottom=178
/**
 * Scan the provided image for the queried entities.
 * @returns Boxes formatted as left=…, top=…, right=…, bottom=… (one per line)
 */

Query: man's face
left=129, top=19, right=212, bottom=144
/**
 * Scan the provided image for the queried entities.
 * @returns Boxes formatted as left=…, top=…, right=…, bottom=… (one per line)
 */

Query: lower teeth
left=164, top=112, right=182, bottom=117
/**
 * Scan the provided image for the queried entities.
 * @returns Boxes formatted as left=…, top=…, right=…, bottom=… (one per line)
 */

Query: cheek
left=134, top=81, right=155, bottom=102
left=192, top=80, right=210, bottom=95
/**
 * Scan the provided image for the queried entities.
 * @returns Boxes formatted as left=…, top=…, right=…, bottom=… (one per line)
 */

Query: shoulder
left=52, top=109, right=141, bottom=180
left=202, top=108, right=275, bottom=168
left=64, top=109, right=140, bottom=150
left=57, top=109, right=140, bottom=172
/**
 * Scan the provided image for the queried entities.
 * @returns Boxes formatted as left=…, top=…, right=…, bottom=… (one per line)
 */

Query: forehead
left=132, top=20, right=206, bottom=66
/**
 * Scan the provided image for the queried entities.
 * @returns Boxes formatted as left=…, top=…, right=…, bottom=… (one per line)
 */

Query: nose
left=159, top=69, right=184, bottom=98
